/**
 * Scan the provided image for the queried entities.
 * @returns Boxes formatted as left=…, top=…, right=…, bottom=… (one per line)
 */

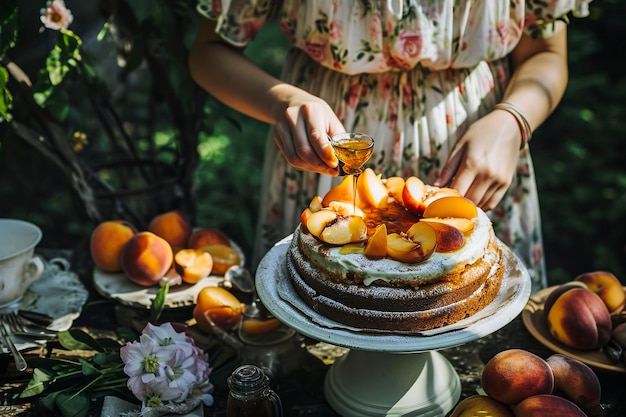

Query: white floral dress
left=197, top=0, right=591, bottom=293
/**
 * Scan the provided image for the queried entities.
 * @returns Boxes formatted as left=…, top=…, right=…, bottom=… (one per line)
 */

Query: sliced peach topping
left=364, top=224, right=388, bottom=258
left=422, top=196, right=478, bottom=220
left=402, top=176, right=427, bottom=215
left=420, top=217, right=475, bottom=235
left=174, top=248, right=214, bottom=284
left=305, top=209, right=338, bottom=237
left=308, top=195, right=323, bottom=212
left=357, top=167, right=389, bottom=208
left=322, top=175, right=357, bottom=207
left=320, top=215, right=367, bottom=245
left=328, top=201, right=365, bottom=217
left=384, top=176, right=405, bottom=204
left=386, top=222, right=437, bottom=263
left=420, top=221, right=465, bottom=252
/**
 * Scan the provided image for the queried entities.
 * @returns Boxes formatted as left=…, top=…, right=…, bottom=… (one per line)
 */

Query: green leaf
left=56, top=391, right=89, bottom=417
left=0, top=65, right=13, bottom=121
left=79, top=358, right=100, bottom=376
left=39, top=391, right=61, bottom=411
left=58, top=329, right=103, bottom=352
left=150, top=283, right=169, bottom=323
left=92, top=351, right=121, bottom=366
left=19, top=368, right=54, bottom=398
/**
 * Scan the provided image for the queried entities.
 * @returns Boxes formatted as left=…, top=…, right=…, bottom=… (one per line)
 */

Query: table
left=1, top=248, right=625, bottom=417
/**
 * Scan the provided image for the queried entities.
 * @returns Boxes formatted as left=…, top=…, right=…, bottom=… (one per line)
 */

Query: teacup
left=0, top=219, right=45, bottom=308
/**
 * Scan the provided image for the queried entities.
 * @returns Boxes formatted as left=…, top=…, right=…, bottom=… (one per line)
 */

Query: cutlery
left=0, top=311, right=56, bottom=338
left=0, top=320, right=27, bottom=371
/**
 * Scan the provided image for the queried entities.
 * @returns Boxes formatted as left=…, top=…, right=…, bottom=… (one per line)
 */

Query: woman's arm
left=435, top=29, right=569, bottom=210
left=188, top=18, right=341, bottom=175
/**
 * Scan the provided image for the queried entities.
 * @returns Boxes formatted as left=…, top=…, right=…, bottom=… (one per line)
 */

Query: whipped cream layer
left=296, top=209, right=493, bottom=286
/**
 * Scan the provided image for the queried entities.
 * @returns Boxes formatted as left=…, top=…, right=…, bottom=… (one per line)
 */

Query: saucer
left=1, top=257, right=89, bottom=352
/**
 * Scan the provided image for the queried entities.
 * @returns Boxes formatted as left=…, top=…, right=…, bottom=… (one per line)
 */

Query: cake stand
left=256, top=236, right=531, bottom=417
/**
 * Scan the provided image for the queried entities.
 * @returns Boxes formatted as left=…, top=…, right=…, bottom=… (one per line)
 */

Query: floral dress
left=197, top=0, right=591, bottom=293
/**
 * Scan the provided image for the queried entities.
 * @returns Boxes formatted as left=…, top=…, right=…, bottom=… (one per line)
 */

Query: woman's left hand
left=434, top=110, right=523, bottom=211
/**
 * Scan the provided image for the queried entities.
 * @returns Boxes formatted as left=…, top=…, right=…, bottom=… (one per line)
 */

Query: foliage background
left=1, top=0, right=624, bottom=286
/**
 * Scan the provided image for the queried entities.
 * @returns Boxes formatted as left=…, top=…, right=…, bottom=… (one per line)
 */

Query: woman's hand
left=434, top=110, right=522, bottom=211
left=273, top=97, right=345, bottom=176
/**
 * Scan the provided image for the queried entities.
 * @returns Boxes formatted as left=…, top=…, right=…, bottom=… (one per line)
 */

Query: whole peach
left=187, top=227, right=231, bottom=249
left=546, top=354, right=601, bottom=410
left=543, top=281, right=588, bottom=319
left=148, top=210, right=191, bottom=251
left=514, top=394, right=586, bottom=417
left=90, top=220, right=137, bottom=272
left=121, top=231, right=174, bottom=286
left=481, top=349, right=554, bottom=405
left=449, top=395, right=514, bottom=417
left=575, top=271, right=625, bottom=315
left=547, top=287, right=612, bottom=350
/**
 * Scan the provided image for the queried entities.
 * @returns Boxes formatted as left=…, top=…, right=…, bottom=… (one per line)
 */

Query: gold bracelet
left=494, top=102, right=533, bottom=149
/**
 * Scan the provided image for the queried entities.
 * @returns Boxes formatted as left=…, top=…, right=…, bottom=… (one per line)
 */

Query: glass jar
left=226, top=365, right=283, bottom=417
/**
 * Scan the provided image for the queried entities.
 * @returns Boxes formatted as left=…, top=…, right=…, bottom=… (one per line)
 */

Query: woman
left=189, top=0, right=591, bottom=292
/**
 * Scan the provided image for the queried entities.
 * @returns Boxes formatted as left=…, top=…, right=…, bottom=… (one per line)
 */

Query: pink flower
left=304, top=33, right=328, bottom=62
left=329, top=20, right=343, bottom=43
left=394, top=29, right=422, bottom=62
left=40, top=0, right=73, bottom=31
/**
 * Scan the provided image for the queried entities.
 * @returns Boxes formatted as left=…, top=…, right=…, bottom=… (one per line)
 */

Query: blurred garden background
left=1, top=0, right=624, bottom=286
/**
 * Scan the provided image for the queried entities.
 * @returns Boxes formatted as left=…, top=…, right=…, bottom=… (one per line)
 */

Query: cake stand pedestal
left=256, top=237, right=531, bottom=417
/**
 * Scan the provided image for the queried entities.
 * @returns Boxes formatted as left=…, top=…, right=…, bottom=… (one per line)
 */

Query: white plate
left=93, top=241, right=245, bottom=309
left=256, top=236, right=531, bottom=353
left=1, top=257, right=89, bottom=352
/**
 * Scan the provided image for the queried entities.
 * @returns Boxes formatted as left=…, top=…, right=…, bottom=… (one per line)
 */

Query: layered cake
left=287, top=168, right=505, bottom=332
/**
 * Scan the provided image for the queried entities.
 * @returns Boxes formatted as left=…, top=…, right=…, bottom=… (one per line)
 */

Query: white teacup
left=0, top=219, right=45, bottom=308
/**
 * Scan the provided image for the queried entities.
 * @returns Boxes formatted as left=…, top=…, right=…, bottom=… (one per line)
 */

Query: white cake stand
left=255, top=236, right=531, bottom=417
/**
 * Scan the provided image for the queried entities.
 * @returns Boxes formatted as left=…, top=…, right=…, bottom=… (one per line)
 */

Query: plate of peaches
left=91, top=214, right=245, bottom=310
left=522, top=271, right=626, bottom=373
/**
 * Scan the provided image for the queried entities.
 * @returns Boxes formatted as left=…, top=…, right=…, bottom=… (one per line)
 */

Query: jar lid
left=227, top=365, right=269, bottom=393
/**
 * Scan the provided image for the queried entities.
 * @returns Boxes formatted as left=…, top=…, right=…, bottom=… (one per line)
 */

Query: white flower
left=120, top=322, right=214, bottom=409
left=40, top=0, right=74, bottom=31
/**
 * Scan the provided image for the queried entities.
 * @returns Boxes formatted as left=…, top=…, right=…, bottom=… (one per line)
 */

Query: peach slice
left=320, top=215, right=367, bottom=245
left=305, top=209, right=338, bottom=237
left=322, top=175, right=356, bottom=207
left=384, top=176, right=405, bottom=203
left=174, top=248, right=214, bottom=284
left=422, top=186, right=462, bottom=207
left=328, top=201, right=365, bottom=217
left=300, top=207, right=314, bottom=225
left=308, top=195, right=323, bottom=212
left=357, top=168, right=389, bottom=208
left=198, top=244, right=240, bottom=275
left=402, top=176, right=427, bottom=214
left=364, top=224, right=388, bottom=258
left=422, top=196, right=478, bottom=220
left=387, top=222, right=437, bottom=263
left=241, top=318, right=282, bottom=335
left=420, top=217, right=475, bottom=235
left=421, top=221, right=465, bottom=252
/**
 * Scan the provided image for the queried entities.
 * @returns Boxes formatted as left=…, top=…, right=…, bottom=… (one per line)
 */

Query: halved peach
left=357, top=168, right=389, bottom=208
left=387, top=222, right=436, bottom=263
left=322, top=175, right=357, bottom=207
left=328, top=201, right=365, bottom=217
left=319, top=215, right=367, bottom=245
left=420, top=217, right=475, bottom=235
left=421, top=221, right=465, bottom=252
left=384, top=176, right=405, bottom=203
left=402, top=176, right=427, bottom=214
left=422, top=196, right=478, bottom=220
left=422, top=187, right=462, bottom=207
left=364, top=224, right=388, bottom=258
left=197, top=244, right=240, bottom=275
left=174, top=248, right=214, bottom=284
left=305, top=209, right=338, bottom=237
left=241, top=318, right=282, bottom=335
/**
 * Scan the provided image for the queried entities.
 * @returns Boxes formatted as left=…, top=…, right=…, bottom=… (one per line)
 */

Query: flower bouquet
left=11, top=322, right=214, bottom=417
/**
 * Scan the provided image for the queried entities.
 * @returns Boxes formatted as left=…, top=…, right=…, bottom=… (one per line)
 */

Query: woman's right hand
left=272, top=97, right=345, bottom=176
